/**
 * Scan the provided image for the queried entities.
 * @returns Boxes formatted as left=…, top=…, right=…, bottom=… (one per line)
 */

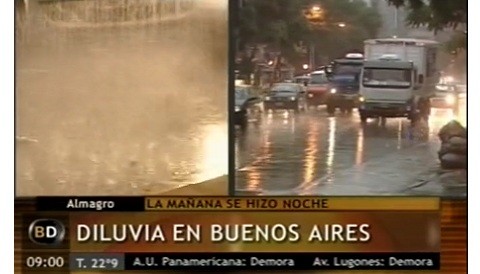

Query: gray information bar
left=70, top=253, right=125, bottom=271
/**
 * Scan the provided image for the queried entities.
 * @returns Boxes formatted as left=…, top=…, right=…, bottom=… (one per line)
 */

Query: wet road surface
left=16, top=1, right=228, bottom=196
left=235, top=102, right=466, bottom=197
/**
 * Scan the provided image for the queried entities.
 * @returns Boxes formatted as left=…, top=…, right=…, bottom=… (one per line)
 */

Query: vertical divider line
left=227, top=0, right=237, bottom=196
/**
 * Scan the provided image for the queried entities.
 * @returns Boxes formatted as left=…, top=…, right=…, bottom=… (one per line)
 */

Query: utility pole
left=309, top=43, right=315, bottom=71
left=394, top=6, right=398, bottom=36
left=236, top=0, right=242, bottom=54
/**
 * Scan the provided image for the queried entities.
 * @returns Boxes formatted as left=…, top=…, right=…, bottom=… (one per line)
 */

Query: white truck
left=358, top=38, right=439, bottom=124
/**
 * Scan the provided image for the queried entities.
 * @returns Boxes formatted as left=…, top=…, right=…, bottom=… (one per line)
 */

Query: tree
left=236, top=0, right=382, bottom=74
left=310, top=0, right=382, bottom=61
left=387, top=0, right=466, bottom=32
left=236, top=0, right=314, bottom=83
left=387, top=0, right=466, bottom=52
left=237, top=0, right=312, bottom=56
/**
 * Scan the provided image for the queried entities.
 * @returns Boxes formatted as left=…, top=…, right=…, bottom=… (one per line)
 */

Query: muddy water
left=16, top=0, right=228, bottom=196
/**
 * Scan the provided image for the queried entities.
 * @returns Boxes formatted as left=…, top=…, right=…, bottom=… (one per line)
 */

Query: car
left=264, top=83, right=308, bottom=112
left=234, top=85, right=263, bottom=128
left=306, top=71, right=330, bottom=107
left=429, top=83, right=462, bottom=111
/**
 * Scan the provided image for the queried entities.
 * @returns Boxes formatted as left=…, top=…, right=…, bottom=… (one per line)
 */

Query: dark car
left=235, top=85, right=263, bottom=128
left=306, top=71, right=330, bottom=106
left=264, top=83, right=307, bottom=112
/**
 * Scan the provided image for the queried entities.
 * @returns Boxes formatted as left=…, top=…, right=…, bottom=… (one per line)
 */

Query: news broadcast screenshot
left=14, top=0, right=467, bottom=273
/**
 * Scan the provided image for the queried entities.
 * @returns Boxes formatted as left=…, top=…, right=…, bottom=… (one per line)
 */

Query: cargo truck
left=358, top=38, right=439, bottom=124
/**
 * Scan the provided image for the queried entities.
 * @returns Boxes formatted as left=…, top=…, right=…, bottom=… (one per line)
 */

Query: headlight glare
left=445, top=94, right=455, bottom=105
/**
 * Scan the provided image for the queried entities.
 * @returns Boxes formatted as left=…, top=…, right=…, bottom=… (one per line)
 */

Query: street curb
left=160, top=175, right=228, bottom=196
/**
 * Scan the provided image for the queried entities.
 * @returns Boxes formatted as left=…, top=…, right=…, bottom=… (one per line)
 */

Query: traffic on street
left=233, top=0, right=467, bottom=197
left=235, top=104, right=466, bottom=196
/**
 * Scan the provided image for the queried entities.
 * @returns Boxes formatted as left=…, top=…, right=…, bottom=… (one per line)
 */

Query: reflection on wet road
left=235, top=102, right=466, bottom=196
left=16, top=1, right=227, bottom=196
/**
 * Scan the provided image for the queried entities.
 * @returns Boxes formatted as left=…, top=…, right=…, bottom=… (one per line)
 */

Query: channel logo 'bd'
left=28, top=219, right=65, bottom=245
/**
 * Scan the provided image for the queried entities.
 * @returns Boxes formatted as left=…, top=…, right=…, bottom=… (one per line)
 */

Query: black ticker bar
left=124, top=252, right=440, bottom=270
left=36, top=197, right=145, bottom=211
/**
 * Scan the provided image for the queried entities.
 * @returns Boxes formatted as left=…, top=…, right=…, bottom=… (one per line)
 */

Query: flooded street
left=235, top=101, right=466, bottom=197
left=16, top=0, right=228, bottom=196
